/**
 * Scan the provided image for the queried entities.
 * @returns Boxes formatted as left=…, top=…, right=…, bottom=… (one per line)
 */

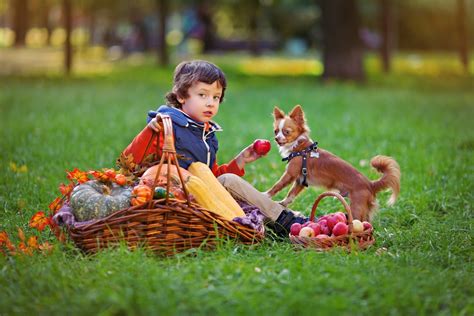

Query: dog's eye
left=274, top=130, right=278, bottom=135
left=284, top=130, right=291, bottom=135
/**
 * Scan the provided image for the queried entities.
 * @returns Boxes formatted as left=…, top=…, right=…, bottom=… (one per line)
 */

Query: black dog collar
left=282, top=141, right=319, bottom=187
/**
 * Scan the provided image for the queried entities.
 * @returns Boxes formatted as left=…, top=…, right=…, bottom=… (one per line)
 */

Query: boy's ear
left=289, top=105, right=305, bottom=125
left=273, top=106, right=285, bottom=120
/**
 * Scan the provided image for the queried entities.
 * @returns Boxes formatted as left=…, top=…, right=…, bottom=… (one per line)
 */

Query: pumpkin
left=70, top=180, right=132, bottom=222
left=140, top=164, right=191, bottom=200
left=131, top=185, right=153, bottom=206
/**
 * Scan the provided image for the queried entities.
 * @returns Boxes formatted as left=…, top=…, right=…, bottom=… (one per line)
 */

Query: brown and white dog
left=265, top=105, right=401, bottom=222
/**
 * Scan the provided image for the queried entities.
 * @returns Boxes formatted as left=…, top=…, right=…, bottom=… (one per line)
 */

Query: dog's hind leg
left=279, top=181, right=305, bottom=207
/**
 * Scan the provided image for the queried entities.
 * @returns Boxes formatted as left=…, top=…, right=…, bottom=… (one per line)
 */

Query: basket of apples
left=289, top=191, right=375, bottom=251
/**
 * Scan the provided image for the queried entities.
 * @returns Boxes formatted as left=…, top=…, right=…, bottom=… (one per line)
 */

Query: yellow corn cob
left=188, top=162, right=245, bottom=217
left=185, top=175, right=236, bottom=221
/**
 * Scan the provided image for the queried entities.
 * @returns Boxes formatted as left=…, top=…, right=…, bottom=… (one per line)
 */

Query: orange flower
left=0, top=231, right=16, bottom=253
left=67, top=168, right=89, bottom=184
left=39, top=242, right=54, bottom=253
left=27, top=236, right=39, bottom=249
left=29, top=211, right=51, bottom=231
left=88, top=170, right=108, bottom=182
left=48, top=197, right=63, bottom=214
left=59, top=182, right=74, bottom=196
left=104, top=168, right=116, bottom=180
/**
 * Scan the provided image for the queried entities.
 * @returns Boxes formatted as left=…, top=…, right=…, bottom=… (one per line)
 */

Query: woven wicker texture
left=68, top=114, right=263, bottom=255
left=289, top=192, right=375, bottom=251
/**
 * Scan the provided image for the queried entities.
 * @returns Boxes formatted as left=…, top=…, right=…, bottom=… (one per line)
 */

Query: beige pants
left=217, top=173, right=301, bottom=221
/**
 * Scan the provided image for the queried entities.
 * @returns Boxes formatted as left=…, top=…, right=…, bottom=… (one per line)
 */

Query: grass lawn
left=0, top=55, right=473, bottom=315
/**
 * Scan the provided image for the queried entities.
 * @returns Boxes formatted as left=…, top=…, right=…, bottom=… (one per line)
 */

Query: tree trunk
left=249, top=1, right=260, bottom=56
left=157, top=0, right=168, bottom=66
left=380, top=0, right=392, bottom=73
left=13, top=0, right=28, bottom=46
left=198, top=0, right=215, bottom=53
left=63, top=0, right=72, bottom=75
left=321, top=0, right=365, bottom=81
left=457, top=0, right=469, bottom=73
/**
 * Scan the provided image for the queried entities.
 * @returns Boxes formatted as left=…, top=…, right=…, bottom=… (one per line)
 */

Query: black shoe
left=267, top=210, right=308, bottom=238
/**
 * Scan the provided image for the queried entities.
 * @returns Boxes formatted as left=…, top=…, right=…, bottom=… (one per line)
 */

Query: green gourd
left=70, top=180, right=132, bottom=221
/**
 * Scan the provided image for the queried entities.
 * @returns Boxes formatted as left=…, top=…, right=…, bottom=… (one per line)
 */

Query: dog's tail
left=370, top=155, right=401, bottom=206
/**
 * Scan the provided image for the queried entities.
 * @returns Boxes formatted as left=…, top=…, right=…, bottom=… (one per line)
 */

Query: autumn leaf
left=48, top=197, right=63, bottom=214
left=29, top=211, right=51, bottom=231
left=59, top=182, right=74, bottom=196
left=67, top=168, right=89, bottom=184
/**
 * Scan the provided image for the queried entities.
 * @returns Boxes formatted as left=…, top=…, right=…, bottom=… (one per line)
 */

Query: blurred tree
left=457, top=0, right=469, bottom=73
left=63, top=0, right=72, bottom=74
left=379, top=0, right=393, bottom=73
left=320, top=0, right=365, bottom=81
left=197, top=0, right=216, bottom=52
left=12, top=0, right=28, bottom=46
left=156, top=0, right=168, bottom=66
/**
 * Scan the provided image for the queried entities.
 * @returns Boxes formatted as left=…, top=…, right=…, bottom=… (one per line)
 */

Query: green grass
left=1, top=56, right=473, bottom=315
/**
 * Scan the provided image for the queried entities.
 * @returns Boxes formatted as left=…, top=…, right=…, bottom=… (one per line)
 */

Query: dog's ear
left=273, top=106, right=285, bottom=120
left=289, top=105, right=305, bottom=125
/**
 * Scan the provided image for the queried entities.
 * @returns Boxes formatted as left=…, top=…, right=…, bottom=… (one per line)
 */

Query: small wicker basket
left=289, top=192, right=375, bottom=251
left=67, top=114, right=263, bottom=256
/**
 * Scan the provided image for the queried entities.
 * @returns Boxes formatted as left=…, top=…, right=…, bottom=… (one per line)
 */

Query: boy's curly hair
left=166, top=60, right=227, bottom=108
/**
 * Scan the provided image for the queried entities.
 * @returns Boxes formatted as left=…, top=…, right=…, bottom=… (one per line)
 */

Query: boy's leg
left=218, top=174, right=284, bottom=221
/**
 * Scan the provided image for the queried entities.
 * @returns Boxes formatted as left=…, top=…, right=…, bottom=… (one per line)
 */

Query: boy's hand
left=235, top=144, right=263, bottom=170
left=148, top=117, right=163, bottom=133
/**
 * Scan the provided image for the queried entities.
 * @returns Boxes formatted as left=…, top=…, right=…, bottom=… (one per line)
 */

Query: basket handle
left=309, top=191, right=354, bottom=225
left=145, top=114, right=191, bottom=207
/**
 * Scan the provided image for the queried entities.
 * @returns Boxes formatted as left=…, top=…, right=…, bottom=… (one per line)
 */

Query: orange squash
left=131, top=184, right=153, bottom=206
left=139, top=164, right=191, bottom=200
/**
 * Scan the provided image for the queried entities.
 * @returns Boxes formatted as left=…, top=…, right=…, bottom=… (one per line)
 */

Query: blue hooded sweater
left=147, top=105, right=222, bottom=169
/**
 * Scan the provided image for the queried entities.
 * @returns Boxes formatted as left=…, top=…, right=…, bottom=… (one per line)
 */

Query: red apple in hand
left=253, top=139, right=271, bottom=155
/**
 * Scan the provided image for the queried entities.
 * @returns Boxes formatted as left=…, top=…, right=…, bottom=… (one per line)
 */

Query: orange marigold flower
left=39, top=242, right=54, bottom=253
left=59, top=182, right=74, bottom=196
left=89, top=170, right=108, bottom=182
left=27, top=236, right=39, bottom=249
left=104, top=168, right=116, bottom=180
left=29, top=211, right=51, bottom=231
left=67, top=168, right=89, bottom=184
left=0, top=231, right=15, bottom=253
left=48, top=197, right=63, bottom=213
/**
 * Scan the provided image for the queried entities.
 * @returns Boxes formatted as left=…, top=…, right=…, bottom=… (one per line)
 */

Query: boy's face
left=178, top=81, right=222, bottom=123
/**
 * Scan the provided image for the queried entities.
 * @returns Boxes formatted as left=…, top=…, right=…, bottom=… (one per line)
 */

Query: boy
left=122, top=60, right=307, bottom=236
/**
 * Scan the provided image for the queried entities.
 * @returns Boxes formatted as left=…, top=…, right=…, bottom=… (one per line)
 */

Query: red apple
left=332, top=222, right=349, bottom=236
left=319, top=222, right=330, bottom=235
left=327, top=215, right=338, bottom=230
left=362, top=221, right=373, bottom=231
left=315, top=234, right=329, bottom=239
left=290, top=223, right=302, bottom=236
left=317, top=215, right=329, bottom=223
left=299, top=226, right=314, bottom=237
left=309, top=223, right=321, bottom=236
left=302, top=221, right=313, bottom=228
left=334, top=212, right=347, bottom=223
left=252, top=139, right=271, bottom=155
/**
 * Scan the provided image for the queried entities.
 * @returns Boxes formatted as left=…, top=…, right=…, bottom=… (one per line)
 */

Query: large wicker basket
left=289, top=192, right=375, bottom=251
left=67, top=115, right=263, bottom=256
